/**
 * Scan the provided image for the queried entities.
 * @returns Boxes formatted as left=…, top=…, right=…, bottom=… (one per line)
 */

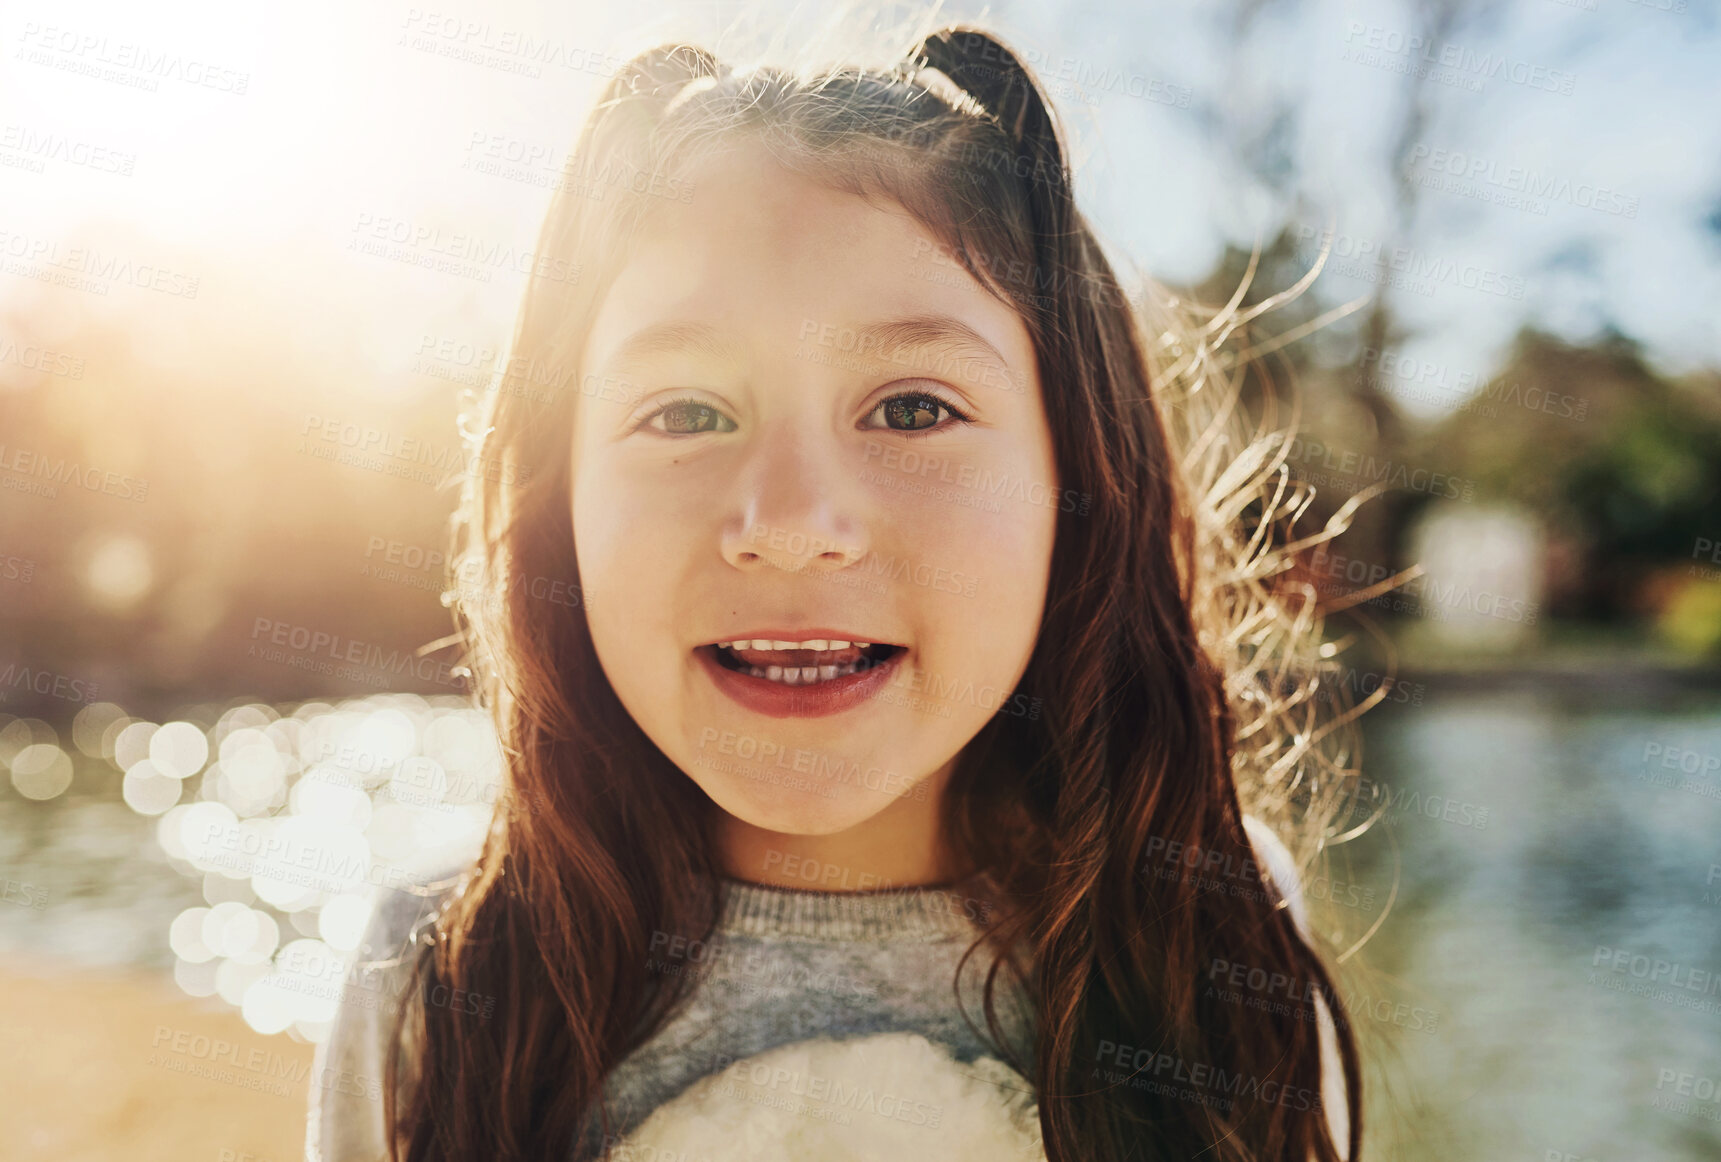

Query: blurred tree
left=1409, top=327, right=1721, bottom=636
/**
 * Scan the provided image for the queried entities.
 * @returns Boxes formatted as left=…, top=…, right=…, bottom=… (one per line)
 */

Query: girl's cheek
left=580, top=453, right=713, bottom=529
left=572, top=462, right=661, bottom=604
left=861, top=449, right=1054, bottom=563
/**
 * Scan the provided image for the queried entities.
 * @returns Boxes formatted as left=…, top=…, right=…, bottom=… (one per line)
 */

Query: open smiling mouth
left=706, top=639, right=905, bottom=684
left=694, top=638, right=909, bottom=719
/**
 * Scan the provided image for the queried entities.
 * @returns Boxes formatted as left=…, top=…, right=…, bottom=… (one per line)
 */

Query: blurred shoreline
left=1402, top=659, right=1721, bottom=690
left=0, top=954, right=313, bottom=1162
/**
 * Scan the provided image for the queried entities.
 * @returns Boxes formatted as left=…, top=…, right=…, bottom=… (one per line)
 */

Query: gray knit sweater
left=305, top=868, right=1036, bottom=1162
left=304, top=817, right=1345, bottom=1160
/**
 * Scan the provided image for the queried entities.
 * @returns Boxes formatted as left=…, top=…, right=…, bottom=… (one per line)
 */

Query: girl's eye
left=634, top=388, right=972, bottom=438
left=866, top=389, right=975, bottom=437
left=640, top=397, right=736, bottom=436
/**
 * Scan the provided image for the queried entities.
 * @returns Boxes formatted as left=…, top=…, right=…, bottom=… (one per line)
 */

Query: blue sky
left=1026, top=0, right=1721, bottom=394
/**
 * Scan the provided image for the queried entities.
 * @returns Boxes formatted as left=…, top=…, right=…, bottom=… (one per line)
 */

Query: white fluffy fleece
left=613, top=1032, right=1047, bottom=1162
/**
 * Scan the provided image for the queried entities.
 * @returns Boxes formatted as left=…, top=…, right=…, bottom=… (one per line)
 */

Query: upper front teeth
left=718, top=639, right=868, bottom=651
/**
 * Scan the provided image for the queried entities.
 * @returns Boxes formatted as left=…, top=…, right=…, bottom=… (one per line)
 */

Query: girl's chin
left=706, top=780, right=895, bottom=839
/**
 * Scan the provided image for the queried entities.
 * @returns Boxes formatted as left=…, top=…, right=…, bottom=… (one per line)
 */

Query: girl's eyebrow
left=601, top=321, right=743, bottom=375
left=848, top=315, right=1015, bottom=376
left=599, top=314, right=1016, bottom=379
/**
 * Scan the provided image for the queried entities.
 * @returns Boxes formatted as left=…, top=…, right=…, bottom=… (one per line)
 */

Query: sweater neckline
left=714, top=869, right=1000, bottom=942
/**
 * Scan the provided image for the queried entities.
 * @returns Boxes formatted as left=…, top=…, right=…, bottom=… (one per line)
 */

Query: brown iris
left=883, top=393, right=942, bottom=431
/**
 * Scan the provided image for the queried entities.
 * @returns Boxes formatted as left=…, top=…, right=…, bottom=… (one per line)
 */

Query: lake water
left=1340, top=683, right=1721, bottom=1161
left=2, top=682, right=1718, bottom=1159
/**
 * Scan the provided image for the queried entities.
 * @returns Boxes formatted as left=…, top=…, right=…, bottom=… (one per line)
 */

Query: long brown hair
left=390, top=20, right=1371, bottom=1162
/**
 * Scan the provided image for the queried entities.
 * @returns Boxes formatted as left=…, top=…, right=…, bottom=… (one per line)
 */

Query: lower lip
left=695, top=645, right=906, bottom=719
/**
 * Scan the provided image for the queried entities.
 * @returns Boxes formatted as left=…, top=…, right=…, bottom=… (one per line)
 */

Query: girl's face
left=571, top=139, right=1059, bottom=840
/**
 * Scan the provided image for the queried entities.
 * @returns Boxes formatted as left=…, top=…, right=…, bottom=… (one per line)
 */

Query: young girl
left=309, top=21, right=1366, bottom=1162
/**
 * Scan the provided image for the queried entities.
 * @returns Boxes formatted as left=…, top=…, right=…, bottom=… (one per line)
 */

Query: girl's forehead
left=592, top=156, right=1020, bottom=346
left=637, top=144, right=927, bottom=258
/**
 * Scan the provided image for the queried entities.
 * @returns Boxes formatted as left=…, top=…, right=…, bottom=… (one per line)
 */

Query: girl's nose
left=719, top=435, right=870, bottom=575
